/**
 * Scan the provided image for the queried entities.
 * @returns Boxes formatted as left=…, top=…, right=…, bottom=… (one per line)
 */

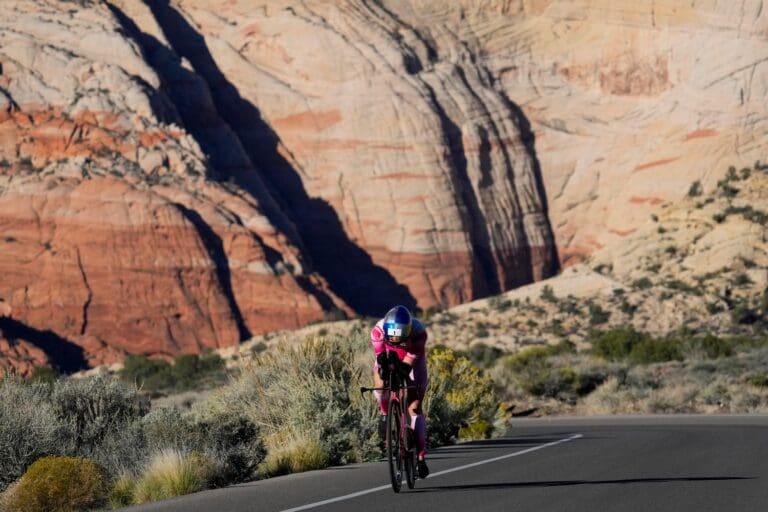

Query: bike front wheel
left=387, top=401, right=403, bottom=493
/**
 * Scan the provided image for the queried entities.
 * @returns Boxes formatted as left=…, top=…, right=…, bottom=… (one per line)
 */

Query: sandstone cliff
left=2, top=0, right=766, bottom=374
left=385, top=0, right=768, bottom=263
left=0, top=0, right=559, bottom=373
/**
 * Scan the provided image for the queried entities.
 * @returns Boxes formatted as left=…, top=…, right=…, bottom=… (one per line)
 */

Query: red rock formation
left=1, top=0, right=562, bottom=372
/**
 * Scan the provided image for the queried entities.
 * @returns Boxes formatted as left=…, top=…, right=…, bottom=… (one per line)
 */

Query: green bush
left=592, top=328, right=648, bottom=361
left=465, top=343, right=505, bottom=369
left=631, top=277, right=653, bottom=290
left=4, top=456, right=106, bottom=512
left=121, top=355, right=173, bottom=389
left=629, top=338, right=683, bottom=364
left=684, top=335, right=734, bottom=359
left=540, top=285, right=557, bottom=303
left=592, top=328, right=682, bottom=364
left=121, top=353, right=227, bottom=392
left=688, top=180, right=703, bottom=197
left=495, top=342, right=589, bottom=399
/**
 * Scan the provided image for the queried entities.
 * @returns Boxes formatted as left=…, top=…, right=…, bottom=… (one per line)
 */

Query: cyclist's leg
left=408, top=363, right=428, bottom=460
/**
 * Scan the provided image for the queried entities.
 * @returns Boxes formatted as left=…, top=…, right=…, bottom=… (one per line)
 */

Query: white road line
left=280, top=433, right=583, bottom=512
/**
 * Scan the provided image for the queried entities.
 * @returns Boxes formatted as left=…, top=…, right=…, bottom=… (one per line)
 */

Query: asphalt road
left=126, top=415, right=768, bottom=512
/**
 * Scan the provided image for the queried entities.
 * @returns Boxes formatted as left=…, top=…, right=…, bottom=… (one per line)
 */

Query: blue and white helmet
left=383, top=305, right=413, bottom=345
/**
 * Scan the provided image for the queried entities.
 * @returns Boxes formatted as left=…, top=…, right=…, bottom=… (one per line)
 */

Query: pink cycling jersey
left=371, top=318, right=428, bottom=389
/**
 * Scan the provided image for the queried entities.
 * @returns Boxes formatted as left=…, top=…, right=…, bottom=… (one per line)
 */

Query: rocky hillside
left=2, top=0, right=767, bottom=374
left=217, top=163, right=767, bottom=368
left=429, top=163, right=768, bottom=352
left=391, top=1, right=768, bottom=263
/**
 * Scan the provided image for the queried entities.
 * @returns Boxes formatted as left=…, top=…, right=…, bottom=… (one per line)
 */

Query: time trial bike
left=361, top=356, right=418, bottom=493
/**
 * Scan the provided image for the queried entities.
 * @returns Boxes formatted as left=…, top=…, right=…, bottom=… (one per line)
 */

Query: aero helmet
left=383, top=305, right=413, bottom=345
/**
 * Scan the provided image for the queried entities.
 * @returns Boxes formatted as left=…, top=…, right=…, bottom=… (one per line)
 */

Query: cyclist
left=371, top=305, right=430, bottom=478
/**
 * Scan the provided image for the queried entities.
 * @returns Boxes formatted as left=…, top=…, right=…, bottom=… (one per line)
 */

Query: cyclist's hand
left=396, top=360, right=412, bottom=380
left=376, top=352, right=387, bottom=378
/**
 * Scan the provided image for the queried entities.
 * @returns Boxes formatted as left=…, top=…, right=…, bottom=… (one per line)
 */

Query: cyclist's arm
left=371, top=323, right=386, bottom=356
left=403, top=324, right=428, bottom=366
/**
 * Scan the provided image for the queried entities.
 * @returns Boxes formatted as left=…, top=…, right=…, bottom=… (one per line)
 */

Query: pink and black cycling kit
left=371, top=317, right=428, bottom=458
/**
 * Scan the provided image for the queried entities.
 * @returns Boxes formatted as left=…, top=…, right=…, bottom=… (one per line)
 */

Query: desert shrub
left=497, top=342, right=595, bottom=400
left=706, top=302, right=724, bottom=314
left=540, top=285, right=557, bottom=303
left=588, top=303, right=610, bottom=325
left=664, top=279, right=701, bottom=295
left=190, top=407, right=265, bottom=485
left=591, top=328, right=649, bottom=361
left=258, top=436, right=329, bottom=478
left=29, top=366, right=59, bottom=384
left=465, top=343, right=505, bottom=369
left=108, top=472, right=136, bottom=509
left=426, top=347, right=503, bottom=445
left=488, top=295, right=512, bottom=312
left=631, top=277, right=653, bottom=290
left=683, top=335, right=734, bottom=360
left=4, top=456, right=106, bottom=512
left=749, top=374, right=768, bottom=388
left=142, top=405, right=265, bottom=486
left=220, top=334, right=380, bottom=470
left=629, top=338, right=683, bottom=364
left=688, top=180, right=703, bottom=197
left=323, top=307, right=347, bottom=322
left=171, top=353, right=226, bottom=390
left=620, top=299, right=638, bottom=316
left=0, top=380, right=64, bottom=490
left=731, top=304, right=760, bottom=325
left=133, top=449, right=206, bottom=504
left=474, top=321, right=490, bottom=338
left=732, top=273, right=753, bottom=286
left=592, top=328, right=682, bottom=364
left=51, top=376, right=148, bottom=456
left=724, top=205, right=768, bottom=225
left=121, top=355, right=173, bottom=389
left=120, top=353, right=227, bottom=391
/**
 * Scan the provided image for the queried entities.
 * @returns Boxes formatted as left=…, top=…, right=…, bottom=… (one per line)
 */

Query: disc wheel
left=387, top=401, right=403, bottom=493
left=405, top=429, right=417, bottom=489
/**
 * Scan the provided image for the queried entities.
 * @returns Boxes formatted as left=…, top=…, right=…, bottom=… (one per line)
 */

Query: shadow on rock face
left=0, top=316, right=87, bottom=374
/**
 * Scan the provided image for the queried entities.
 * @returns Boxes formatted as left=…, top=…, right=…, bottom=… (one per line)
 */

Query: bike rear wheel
left=387, top=400, right=403, bottom=493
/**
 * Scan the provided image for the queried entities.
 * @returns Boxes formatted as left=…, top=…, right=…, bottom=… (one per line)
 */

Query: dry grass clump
left=258, top=436, right=329, bottom=478
left=132, top=449, right=208, bottom=504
